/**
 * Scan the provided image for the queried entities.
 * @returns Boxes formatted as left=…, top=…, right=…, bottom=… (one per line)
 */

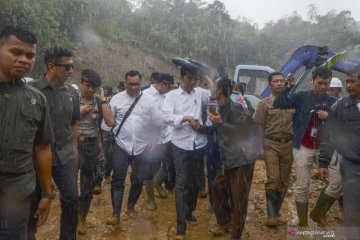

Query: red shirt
left=301, top=113, right=321, bottom=149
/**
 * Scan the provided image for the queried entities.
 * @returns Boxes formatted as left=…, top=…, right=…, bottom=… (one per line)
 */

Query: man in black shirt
left=0, top=26, right=54, bottom=240
left=319, top=66, right=360, bottom=239
left=28, top=46, right=80, bottom=240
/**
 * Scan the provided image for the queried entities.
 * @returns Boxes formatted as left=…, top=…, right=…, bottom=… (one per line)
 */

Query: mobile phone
left=209, top=103, right=217, bottom=115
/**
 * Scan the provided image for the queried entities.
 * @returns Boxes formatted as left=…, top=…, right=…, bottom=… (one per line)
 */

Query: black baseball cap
left=157, top=73, right=177, bottom=88
left=81, top=69, right=102, bottom=87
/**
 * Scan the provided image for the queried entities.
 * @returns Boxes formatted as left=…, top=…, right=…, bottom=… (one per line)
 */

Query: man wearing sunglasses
left=28, top=46, right=80, bottom=240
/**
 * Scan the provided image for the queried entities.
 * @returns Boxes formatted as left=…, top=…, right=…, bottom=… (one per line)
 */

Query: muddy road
left=35, top=161, right=344, bottom=240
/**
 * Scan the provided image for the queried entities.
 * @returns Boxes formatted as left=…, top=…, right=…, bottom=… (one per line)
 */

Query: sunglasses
left=54, top=63, right=74, bottom=71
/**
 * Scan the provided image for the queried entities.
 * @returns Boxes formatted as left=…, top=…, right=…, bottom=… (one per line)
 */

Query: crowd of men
left=0, top=25, right=360, bottom=240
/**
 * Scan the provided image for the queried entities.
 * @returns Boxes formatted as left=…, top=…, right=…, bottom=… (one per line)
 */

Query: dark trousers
left=104, top=136, right=113, bottom=176
left=198, top=157, right=206, bottom=192
left=213, top=163, right=254, bottom=240
left=154, top=142, right=173, bottom=187
left=102, top=130, right=114, bottom=178
left=172, top=144, right=205, bottom=235
left=341, top=159, right=360, bottom=240
left=28, top=160, right=78, bottom=240
left=206, top=133, right=221, bottom=206
left=0, top=195, right=30, bottom=240
left=78, top=138, right=100, bottom=217
left=111, top=144, right=159, bottom=216
left=162, top=141, right=176, bottom=191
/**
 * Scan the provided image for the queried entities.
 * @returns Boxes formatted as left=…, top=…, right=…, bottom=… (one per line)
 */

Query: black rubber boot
left=265, top=191, right=278, bottom=227
left=275, top=191, right=287, bottom=225
left=310, top=190, right=337, bottom=227
left=106, top=189, right=123, bottom=225
left=127, top=183, right=143, bottom=211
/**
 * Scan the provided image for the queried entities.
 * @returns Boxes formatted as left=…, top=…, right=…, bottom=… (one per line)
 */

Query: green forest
left=1, top=0, right=359, bottom=85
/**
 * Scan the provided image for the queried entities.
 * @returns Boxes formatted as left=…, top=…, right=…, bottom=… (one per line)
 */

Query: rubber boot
left=106, top=189, right=122, bottom=225
left=265, top=191, right=278, bottom=227
left=154, top=167, right=168, bottom=199
left=78, top=215, right=87, bottom=235
left=296, top=202, right=309, bottom=227
left=127, top=182, right=143, bottom=211
left=275, top=191, right=287, bottom=225
left=145, top=180, right=157, bottom=210
left=310, top=190, right=337, bottom=227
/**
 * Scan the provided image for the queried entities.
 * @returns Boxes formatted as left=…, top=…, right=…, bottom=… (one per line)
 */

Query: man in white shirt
left=106, top=70, right=162, bottom=225
left=162, top=67, right=210, bottom=239
left=143, top=73, right=176, bottom=210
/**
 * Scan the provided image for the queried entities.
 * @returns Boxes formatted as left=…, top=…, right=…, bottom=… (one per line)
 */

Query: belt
left=78, top=136, right=97, bottom=142
left=264, top=135, right=291, bottom=143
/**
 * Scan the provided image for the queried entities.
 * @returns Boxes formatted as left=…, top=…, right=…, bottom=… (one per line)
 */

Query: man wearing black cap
left=28, top=46, right=79, bottom=240
left=143, top=73, right=177, bottom=210
left=77, top=70, right=115, bottom=235
left=162, top=67, right=210, bottom=239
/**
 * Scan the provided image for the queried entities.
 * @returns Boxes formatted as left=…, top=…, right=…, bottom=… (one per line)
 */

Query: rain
left=0, top=0, right=360, bottom=240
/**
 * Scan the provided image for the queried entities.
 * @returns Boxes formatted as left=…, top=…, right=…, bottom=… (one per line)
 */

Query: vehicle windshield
left=237, top=69, right=269, bottom=95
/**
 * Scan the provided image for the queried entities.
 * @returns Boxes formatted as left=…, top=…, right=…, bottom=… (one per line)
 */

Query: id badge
left=310, top=127, right=318, bottom=138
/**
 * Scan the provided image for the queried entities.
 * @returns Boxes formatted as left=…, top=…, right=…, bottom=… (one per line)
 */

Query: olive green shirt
left=253, top=94, right=295, bottom=138
left=0, top=79, right=53, bottom=200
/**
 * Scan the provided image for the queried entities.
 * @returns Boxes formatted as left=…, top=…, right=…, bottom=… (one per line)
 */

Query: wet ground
left=36, top=161, right=345, bottom=240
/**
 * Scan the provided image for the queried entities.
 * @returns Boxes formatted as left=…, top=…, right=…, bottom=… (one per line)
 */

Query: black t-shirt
left=29, top=77, right=80, bottom=165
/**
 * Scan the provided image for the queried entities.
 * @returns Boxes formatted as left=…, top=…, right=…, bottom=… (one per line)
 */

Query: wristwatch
left=100, top=100, right=107, bottom=105
left=42, top=192, right=56, bottom=200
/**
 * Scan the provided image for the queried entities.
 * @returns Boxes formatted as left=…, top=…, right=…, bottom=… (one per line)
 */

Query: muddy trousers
left=111, top=144, right=156, bottom=217
left=292, top=145, right=319, bottom=203
left=213, top=163, right=255, bottom=240
left=340, top=159, right=360, bottom=240
left=264, top=139, right=293, bottom=192
left=324, top=151, right=342, bottom=199
left=206, top=133, right=221, bottom=207
left=172, top=144, right=205, bottom=235
left=77, top=138, right=100, bottom=217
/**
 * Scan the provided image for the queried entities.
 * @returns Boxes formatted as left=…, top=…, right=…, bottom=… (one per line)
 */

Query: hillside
left=71, top=38, right=181, bottom=88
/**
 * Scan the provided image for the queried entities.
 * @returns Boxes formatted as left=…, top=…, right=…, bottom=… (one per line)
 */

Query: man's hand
left=209, top=113, right=221, bottom=124
left=318, top=167, right=329, bottom=182
left=286, top=73, right=295, bottom=89
left=189, top=119, right=200, bottom=130
left=316, top=110, right=329, bottom=120
left=34, top=197, right=52, bottom=227
left=99, top=87, right=105, bottom=101
left=80, top=105, right=91, bottom=115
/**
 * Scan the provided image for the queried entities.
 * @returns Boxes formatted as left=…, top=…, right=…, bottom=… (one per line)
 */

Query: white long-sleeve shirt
left=143, top=85, right=172, bottom=144
left=162, top=86, right=210, bottom=150
left=110, top=91, right=161, bottom=155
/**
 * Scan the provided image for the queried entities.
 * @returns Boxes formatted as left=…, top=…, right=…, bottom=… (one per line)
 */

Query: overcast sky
left=204, top=0, right=360, bottom=28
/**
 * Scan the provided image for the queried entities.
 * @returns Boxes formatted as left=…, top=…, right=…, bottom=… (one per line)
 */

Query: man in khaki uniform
left=253, top=72, right=295, bottom=227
